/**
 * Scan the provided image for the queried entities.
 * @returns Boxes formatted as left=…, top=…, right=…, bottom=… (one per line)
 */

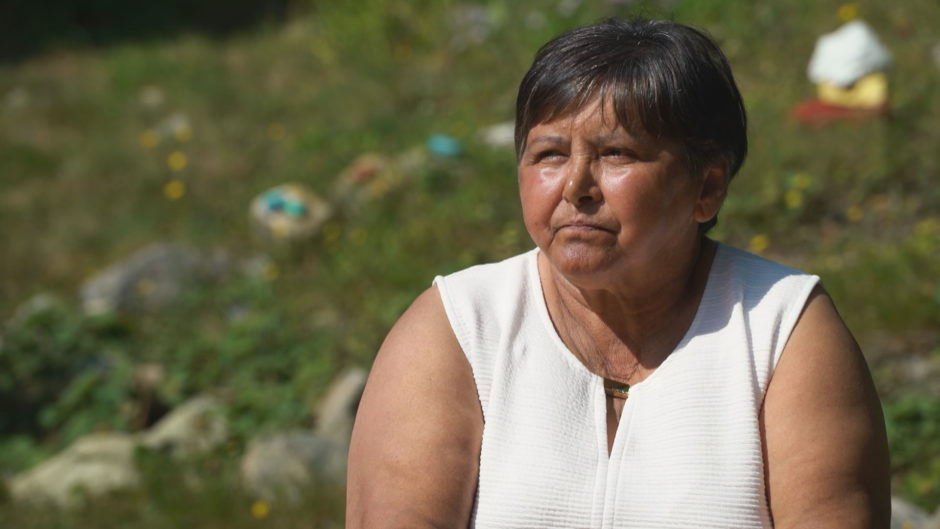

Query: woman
left=347, top=18, right=889, bottom=528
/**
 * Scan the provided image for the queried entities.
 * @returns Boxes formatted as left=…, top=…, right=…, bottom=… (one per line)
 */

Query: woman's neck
left=540, top=237, right=716, bottom=381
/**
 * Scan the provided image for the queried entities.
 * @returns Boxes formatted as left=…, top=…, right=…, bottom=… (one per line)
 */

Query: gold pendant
left=603, top=380, right=630, bottom=399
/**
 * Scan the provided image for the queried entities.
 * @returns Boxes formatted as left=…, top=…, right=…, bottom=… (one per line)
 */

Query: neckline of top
left=527, top=241, right=726, bottom=394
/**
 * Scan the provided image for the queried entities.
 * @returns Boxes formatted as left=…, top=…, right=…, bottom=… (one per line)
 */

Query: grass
left=2, top=0, right=939, bottom=522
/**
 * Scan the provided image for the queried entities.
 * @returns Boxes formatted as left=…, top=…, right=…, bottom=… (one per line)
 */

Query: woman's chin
left=546, top=245, right=620, bottom=280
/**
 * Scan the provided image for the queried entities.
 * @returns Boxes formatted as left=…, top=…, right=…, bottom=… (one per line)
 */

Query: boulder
left=7, top=293, right=65, bottom=327
left=80, top=242, right=229, bottom=315
left=478, top=121, right=515, bottom=149
left=313, top=367, right=367, bottom=444
left=7, top=432, right=138, bottom=508
left=139, top=395, right=228, bottom=458
left=892, top=496, right=932, bottom=529
left=240, top=430, right=347, bottom=502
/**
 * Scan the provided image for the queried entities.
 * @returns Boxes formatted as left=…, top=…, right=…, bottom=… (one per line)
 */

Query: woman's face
left=518, top=98, right=724, bottom=285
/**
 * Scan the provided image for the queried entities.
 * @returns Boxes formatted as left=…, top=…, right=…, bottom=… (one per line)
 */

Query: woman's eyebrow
left=593, top=131, right=635, bottom=143
left=527, top=135, right=568, bottom=146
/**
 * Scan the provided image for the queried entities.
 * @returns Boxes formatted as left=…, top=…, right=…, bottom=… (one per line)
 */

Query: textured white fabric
left=434, top=243, right=819, bottom=528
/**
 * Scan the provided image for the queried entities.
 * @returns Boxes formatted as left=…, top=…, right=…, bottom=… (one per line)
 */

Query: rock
left=241, top=430, right=347, bottom=502
left=139, top=395, right=228, bottom=458
left=80, top=242, right=226, bottom=315
left=479, top=122, right=515, bottom=149
left=892, top=496, right=932, bottom=529
left=930, top=506, right=940, bottom=529
left=313, top=367, right=367, bottom=444
left=7, top=293, right=65, bottom=327
left=7, top=432, right=139, bottom=508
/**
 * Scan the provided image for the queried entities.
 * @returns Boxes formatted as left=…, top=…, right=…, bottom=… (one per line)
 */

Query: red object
left=790, top=98, right=889, bottom=126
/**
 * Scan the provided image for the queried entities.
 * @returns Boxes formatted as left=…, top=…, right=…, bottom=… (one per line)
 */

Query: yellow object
left=250, top=499, right=270, bottom=519
left=837, top=3, right=859, bottom=22
left=784, top=189, right=803, bottom=209
left=846, top=205, right=864, bottom=222
left=817, top=72, right=888, bottom=108
left=173, top=123, right=193, bottom=142
left=163, top=180, right=186, bottom=200
left=167, top=151, right=188, bottom=171
left=792, top=172, right=812, bottom=190
left=138, top=129, right=160, bottom=149
left=748, top=234, right=770, bottom=254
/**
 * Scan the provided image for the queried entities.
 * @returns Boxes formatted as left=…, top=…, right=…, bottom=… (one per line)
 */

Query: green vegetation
left=2, top=0, right=939, bottom=523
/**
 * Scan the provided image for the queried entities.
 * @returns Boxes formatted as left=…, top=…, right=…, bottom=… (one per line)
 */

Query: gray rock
left=892, top=496, right=932, bottom=529
left=931, top=506, right=940, bottom=529
left=241, top=430, right=347, bottom=502
left=79, top=242, right=227, bottom=315
left=139, top=395, right=228, bottom=458
left=478, top=122, right=515, bottom=149
left=7, top=293, right=65, bottom=327
left=313, top=367, right=366, bottom=444
left=7, top=432, right=139, bottom=508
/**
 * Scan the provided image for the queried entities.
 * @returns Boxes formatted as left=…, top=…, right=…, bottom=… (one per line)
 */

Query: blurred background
left=1, top=0, right=938, bottom=526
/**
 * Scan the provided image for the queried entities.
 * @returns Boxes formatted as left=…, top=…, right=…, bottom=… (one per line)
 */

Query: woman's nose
left=562, top=158, right=602, bottom=206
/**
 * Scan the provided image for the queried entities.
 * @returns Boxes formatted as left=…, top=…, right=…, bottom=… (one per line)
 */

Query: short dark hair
left=515, top=18, right=747, bottom=230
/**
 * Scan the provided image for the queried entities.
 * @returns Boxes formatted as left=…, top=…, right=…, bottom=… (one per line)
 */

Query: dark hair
left=515, top=18, right=747, bottom=231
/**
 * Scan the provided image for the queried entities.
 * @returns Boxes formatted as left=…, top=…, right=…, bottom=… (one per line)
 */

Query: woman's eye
left=535, top=149, right=566, bottom=162
left=602, top=148, right=634, bottom=160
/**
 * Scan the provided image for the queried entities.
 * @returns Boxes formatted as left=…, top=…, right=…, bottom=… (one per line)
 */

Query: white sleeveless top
left=434, top=243, right=819, bottom=528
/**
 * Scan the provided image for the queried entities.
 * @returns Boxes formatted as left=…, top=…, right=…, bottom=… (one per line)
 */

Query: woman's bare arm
left=763, top=286, right=890, bottom=528
left=346, top=285, right=482, bottom=528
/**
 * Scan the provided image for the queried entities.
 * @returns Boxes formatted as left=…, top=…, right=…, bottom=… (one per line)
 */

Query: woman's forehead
left=527, top=98, right=657, bottom=143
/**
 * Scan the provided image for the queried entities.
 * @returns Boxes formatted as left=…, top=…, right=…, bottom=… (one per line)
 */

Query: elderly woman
left=347, top=18, right=889, bottom=528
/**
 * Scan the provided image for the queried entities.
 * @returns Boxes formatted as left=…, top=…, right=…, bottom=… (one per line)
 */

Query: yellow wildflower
left=749, top=234, right=769, bottom=254
left=173, top=123, right=193, bottom=142
left=784, top=189, right=803, bottom=209
left=163, top=179, right=186, bottom=200
left=167, top=151, right=188, bottom=171
left=846, top=205, right=863, bottom=222
left=837, top=3, right=859, bottom=22
left=250, top=499, right=270, bottom=519
left=138, top=129, right=160, bottom=149
left=792, top=172, right=812, bottom=190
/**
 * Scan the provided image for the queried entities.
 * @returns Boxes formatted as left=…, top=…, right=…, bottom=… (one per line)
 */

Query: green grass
left=2, top=0, right=940, bottom=521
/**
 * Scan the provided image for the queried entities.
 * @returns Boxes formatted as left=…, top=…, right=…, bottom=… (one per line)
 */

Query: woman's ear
left=693, top=158, right=730, bottom=224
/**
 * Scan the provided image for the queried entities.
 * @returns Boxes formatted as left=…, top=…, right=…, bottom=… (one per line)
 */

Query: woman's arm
left=346, top=286, right=483, bottom=528
left=763, top=285, right=890, bottom=528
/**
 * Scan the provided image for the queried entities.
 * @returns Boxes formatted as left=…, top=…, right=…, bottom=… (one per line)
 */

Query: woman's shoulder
left=434, top=249, right=538, bottom=319
left=436, top=248, right=537, bottom=284
left=715, top=241, right=812, bottom=279
left=712, top=242, right=820, bottom=304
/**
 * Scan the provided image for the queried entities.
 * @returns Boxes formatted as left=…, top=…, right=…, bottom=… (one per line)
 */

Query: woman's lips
left=555, top=221, right=616, bottom=234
